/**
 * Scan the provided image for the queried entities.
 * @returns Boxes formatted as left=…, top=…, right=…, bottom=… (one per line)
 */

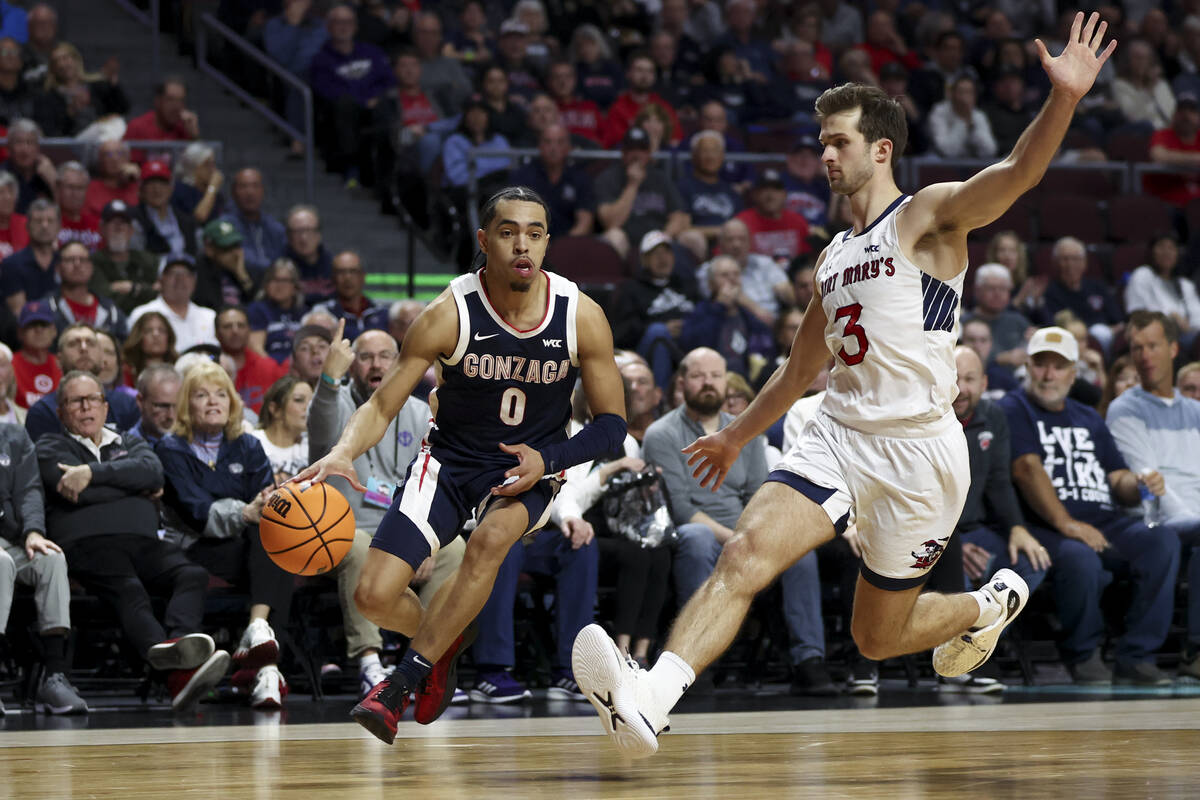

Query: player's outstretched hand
left=493, top=442, right=546, bottom=497
left=1035, top=11, right=1117, bottom=101
left=289, top=449, right=368, bottom=493
left=682, top=429, right=740, bottom=491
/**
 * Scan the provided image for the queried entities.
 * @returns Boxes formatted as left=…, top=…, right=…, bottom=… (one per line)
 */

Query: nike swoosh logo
left=474, top=332, right=499, bottom=341
left=413, top=656, right=431, bottom=668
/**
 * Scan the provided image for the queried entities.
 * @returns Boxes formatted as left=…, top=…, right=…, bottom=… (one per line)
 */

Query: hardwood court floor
left=2, top=699, right=1198, bottom=799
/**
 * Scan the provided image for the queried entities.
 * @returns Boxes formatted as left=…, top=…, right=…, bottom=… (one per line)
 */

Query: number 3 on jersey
left=499, top=387, right=527, bottom=425
left=834, top=303, right=869, bottom=366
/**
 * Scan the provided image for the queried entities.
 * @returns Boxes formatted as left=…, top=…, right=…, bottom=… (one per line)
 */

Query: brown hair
left=258, top=374, right=306, bottom=432
left=814, top=82, right=907, bottom=165
left=1128, top=309, right=1180, bottom=345
left=123, top=311, right=179, bottom=377
left=986, top=230, right=1029, bottom=286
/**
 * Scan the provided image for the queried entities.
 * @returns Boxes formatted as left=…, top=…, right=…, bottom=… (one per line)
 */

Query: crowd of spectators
left=3, top=0, right=1200, bottom=716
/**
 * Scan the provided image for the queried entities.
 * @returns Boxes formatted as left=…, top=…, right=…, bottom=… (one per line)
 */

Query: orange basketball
left=259, top=482, right=355, bottom=576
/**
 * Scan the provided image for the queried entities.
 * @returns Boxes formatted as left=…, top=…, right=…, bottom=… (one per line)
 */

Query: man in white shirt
left=929, top=75, right=998, bottom=159
left=128, top=253, right=218, bottom=353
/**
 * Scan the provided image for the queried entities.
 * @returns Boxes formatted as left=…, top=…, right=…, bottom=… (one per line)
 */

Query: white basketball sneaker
left=933, top=569, right=1029, bottom=678
left=572, top=624, right=670, bottom=759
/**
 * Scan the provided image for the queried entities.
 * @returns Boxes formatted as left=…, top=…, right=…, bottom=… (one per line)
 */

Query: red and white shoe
left=250, top=665, right=288, bottom=709
left=414, top=620, right=479, bottom=725
left=351, top=676, right=412, bottom=745
left=168, top=650, right=231, bottom=712
left=233, top=618, right=279, bottom=670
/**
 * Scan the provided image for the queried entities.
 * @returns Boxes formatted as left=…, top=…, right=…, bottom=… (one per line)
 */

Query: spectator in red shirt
left=45, top=241, right=127, bottom=338
left=123, top=76, right=200, bottom=161
left=83, top=138, right=139, bottom=218
left=1146, top=93, right=1200, bottom=207
left=546, top=58, right=602, bottom=145
left=215, top=305, right=287, bottom=414
left=55, top=161, right=100, bottom=251
left=854, top=10, right=922, bottom=77
left=734, top=169, right=811, bottom=264
left=390, top=47, right=440, bottom=132
left=11, top=300, right=59, bottom=408
left=0, top=169, right=27, bottom=259
left=603, top=51, right=682, bottom=149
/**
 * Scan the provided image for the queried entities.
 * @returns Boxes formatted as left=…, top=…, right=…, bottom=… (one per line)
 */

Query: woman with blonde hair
left=41, top=42, right=129, bottom=136
left=985, top=229, right=1045, bottom=316
left=121, top=310, right=178, bottom=388
left=155, top=361, right=294, bottom=709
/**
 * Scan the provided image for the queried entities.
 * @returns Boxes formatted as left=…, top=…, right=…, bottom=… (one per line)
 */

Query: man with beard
left=314, top=250, right=387, bottom=341
left=1001, top=326, right=1179, bottom=686
left=90, top=200, right=158, bottom=314
left=214, top=305, right=287, bottom=414
left=641, top=347, right=834, bottom=694
left=574, top=15, right=1116, bottom=758
left=296, top=186, right=626, bottom=742
left=308, top=325, right=466, bottom=700
left=25, top=323, right=140, bottom=440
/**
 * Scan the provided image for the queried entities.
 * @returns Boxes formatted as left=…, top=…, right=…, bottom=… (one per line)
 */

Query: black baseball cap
left=101, top=199, right=133, bottom=223
left=622, top=126, right=651, bottom=150
left=755, top=168, right=786, bottom=189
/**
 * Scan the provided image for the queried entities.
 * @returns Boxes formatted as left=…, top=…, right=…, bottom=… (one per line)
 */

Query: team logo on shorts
left=977, top=431, right=994, bottom=451
left=910, top=536, right=950, bottom=569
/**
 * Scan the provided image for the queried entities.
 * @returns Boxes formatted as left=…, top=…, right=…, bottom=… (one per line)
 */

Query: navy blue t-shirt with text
left=1000, top=390, right=1128, bottom=526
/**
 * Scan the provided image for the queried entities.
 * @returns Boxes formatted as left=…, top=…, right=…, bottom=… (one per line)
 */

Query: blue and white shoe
left=934, top=569, right=1028, bottom=678
left=359, top=661, right=393, bottom=700
left=469, top=670, right=532, bottom=703
left=547, top=669, right=588, bottom=701
left=450, top=687, right=469, bottom=705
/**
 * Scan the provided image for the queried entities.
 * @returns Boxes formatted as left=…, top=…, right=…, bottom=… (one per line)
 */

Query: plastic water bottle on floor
left=1139, top=470, right=1164, bottom=528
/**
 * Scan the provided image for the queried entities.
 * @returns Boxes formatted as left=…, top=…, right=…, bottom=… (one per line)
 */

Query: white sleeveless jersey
left=815, top=195, right=964, bottom=436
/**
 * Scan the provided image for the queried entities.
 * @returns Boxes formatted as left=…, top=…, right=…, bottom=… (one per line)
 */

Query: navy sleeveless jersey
left=428, top=268, right=580, bottom=470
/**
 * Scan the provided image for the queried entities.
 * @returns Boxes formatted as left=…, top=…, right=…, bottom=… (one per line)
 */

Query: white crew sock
left=646, top=651, right=696, bottom=711
left=971, top=589, right=1002, bottom=630
left=360, top=652, right=381, bottom=669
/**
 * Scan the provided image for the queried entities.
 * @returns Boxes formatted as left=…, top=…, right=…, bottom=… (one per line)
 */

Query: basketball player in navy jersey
left=574, top=12, right=1117, bottom=758
left=294, top=187, right=627, bottom=743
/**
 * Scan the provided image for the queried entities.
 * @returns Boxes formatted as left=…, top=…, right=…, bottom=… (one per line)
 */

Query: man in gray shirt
left=643, top=347, right=833, bottom=694
left=308, top=326, right=466, bottom=698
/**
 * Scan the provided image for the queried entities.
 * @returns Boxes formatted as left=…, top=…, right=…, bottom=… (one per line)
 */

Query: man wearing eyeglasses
left=313, top=250, right=388, bottom=342
left=25, top=322, right=139, bottom=441
left=282, top=205, right=333, bottom=304
left=36, top=369, right=224, bottom=712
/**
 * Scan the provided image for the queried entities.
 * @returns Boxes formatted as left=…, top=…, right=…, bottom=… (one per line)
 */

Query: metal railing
left=195, top=13, right=315, bottom=202
left=0, top=137, right=224, bottom=168
left=907, top=157, right=1131, bottom=194
left=111, top=0, right=161, bottom=78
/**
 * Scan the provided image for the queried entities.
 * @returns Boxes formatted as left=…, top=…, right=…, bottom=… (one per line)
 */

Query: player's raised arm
left=684, top=260, right=830, bottom=489
left=293, top=294, right=457, bottom=490
left=904, top=11, right=1116, bottom=238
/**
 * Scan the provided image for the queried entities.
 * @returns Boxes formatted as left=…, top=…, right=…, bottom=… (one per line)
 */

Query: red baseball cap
left=141, top=159, right=171, bottom=181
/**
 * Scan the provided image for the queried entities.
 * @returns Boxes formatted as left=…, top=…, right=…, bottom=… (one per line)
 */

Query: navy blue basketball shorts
left=370, top=443, right=563, bottom=569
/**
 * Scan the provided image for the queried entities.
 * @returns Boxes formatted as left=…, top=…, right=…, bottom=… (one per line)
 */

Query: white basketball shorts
left=768, top=410, right=969, bottom=590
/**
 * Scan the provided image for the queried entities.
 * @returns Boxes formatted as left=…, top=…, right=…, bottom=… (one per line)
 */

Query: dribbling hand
left=682, top=430, right=740, bottom=491
left=290, top=449, right=368, bottom=494
left=1035, top=11, right=1117, bottom=102
left=492, top=442, right=545, bottom=497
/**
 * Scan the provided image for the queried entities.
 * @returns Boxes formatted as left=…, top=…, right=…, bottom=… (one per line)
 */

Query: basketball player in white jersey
left=574, top=12, right=1116, bottom=757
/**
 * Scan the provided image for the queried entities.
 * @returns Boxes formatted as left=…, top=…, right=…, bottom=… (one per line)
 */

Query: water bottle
left=1139, top=470, right=1164, bottom=528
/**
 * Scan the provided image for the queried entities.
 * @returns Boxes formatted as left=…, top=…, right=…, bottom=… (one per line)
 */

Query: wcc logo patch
left=911, top=536, right=950, bottom=569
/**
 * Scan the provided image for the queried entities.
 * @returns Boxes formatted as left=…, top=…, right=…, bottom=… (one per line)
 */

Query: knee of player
left=714, top=535, right=773, bottom=594
left=353, top=579, right=391, bottom=618
left=463, top=524, right=519, bottom=568
left=851, top=625, right=898, bottom=662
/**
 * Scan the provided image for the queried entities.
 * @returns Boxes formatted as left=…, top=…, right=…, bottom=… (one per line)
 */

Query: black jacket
left=956, top=397, right=1026, bottom=534
left=131, top=202, right=198, bottom=258
left=609, top=272, right=698, bottom=351
left=192, top=254, right=263, bottom=312
left=35, top=430, right=163, bottom=547
left=0, top=422, right=44, bottom=544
